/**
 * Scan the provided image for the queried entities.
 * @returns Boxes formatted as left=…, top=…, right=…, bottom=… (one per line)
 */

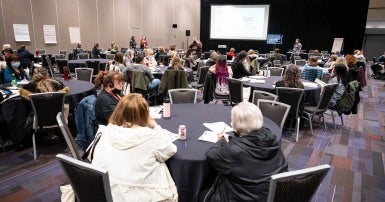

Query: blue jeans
left=148, top=78, right=160, bottom=90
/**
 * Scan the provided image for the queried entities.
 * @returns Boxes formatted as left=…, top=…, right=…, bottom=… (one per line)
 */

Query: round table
left=152, top=66, right=194, bottom=82
left=156, top=103, right=281, bottom=202
left=67, top=58, right=110, bottom=65
left=243, top=76, right=321, bottom=105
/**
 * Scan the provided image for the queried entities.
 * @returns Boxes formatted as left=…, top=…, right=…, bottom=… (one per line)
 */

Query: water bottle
left=63, top=66, right=69, bottom=80
left=163, top=98, right=171, bottom=119
left=11, top=73, right=17, bottom=87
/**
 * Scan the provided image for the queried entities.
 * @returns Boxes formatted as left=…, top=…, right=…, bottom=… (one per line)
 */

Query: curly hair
left=282, top=65, right=304, bottom=89
left=32, top=66, right=49, bottom=82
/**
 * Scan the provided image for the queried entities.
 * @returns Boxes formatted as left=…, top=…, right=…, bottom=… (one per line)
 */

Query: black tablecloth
left=67, top=58, right=110, bottom=65
left=1, top=79, right=96, bottom=145
left=157, top=104, right=281, bottom=202
left=243, top=76, right=321, bottom=105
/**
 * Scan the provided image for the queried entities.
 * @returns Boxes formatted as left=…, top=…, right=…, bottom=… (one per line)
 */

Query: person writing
left=201, top=101, right=288, bottom=201
left=92, top=93, right=178, bottom=201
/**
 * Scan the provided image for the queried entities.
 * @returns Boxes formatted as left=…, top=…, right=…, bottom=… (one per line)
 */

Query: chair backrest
left=56, top=59, right=69, bottom=74
left=29, top=92, right=66, bottom=129
left=168, top=88, right=198, bottom=104
left=106, top=54, right=115, bottom=60
left=268, top=67, right=284, bottom=77
left=257, top=99, right=291, bottom=131
left=75, top=68, right=94, bottom=82
left=227, top=77, right=243, bottom=106
left=321, top=72, right=331, bottom=83
left=196, top=66, right=210, bottom=88
left=77, top=53, right=90, bottom=59
left=252, top=90, right=278, bottom=106
left=276, top=87, right=304, bottom=118
left=56, top=154, right=113, bottom=202
left=85, top=60, right=100, bottom=75
left=273, top=60, right=281, bottom=67
left=295, top=59, right=306, bottom=66
left=130, top=70, right=150, bottom=91
left=317, top=83, right=338, bottom=110
left=267, top=164, right=331, bottom=202
left=55, top=54, right=65, bottom=60
left=59, top=50, right=67, bottom=57
left=159, top=55, right=170, bottom=66
left=56, top=112, right=84, bottom=160
left=160, top=70, right=189, bottom=93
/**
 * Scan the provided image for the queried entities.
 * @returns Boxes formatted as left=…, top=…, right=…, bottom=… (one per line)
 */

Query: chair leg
left=322, top=114, right=327, bottom=131
left=307, top=114, right=314, bottom=136
left=32, top=133, right=37, bottom=160
left=340, top=114, right=344, bottom=125
left=330, top=110, right=337, bottom=129
left=295, top=117, right=300, bottom=142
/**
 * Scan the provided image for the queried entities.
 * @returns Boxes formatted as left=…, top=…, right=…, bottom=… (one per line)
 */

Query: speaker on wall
left=186, top=30, right=190, bottom=36
left=172, top=24, right=177, bottom=28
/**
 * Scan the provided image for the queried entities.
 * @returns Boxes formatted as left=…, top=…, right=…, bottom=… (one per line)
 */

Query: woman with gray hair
left=202, top=101, right=288, bottom=201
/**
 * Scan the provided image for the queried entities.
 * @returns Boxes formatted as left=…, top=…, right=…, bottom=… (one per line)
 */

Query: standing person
left=16, top=45, right=34, bottom=70
left=140, top=35, right=149, bottom=50
left=186, top=36, right=202, bottom=58
left=201, top=101, right=288, bottom=201
left=293, top=38, right=302, bottom=55
left=354, top=49, right=366, bottom=70
left=130, top=36, right=137, bottom=50
left=92, top=43, right=101, bottom=58
left=92, top=93, right=178, bottom=201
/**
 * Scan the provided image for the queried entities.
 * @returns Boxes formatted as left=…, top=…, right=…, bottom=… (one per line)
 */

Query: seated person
left=167, top=44, right=177, bottom=61
left=231, top=51, right=251, bottom=79
left=205, top=51, right=218, bottom=67
left=20, top=66, right=69, bottom=99
left=143, top=49, right=157, bottom=68
left=269, top=48, right=281, bottom=62
left=325, top=54, right=338, bottom=72
left=301, top=56, right=323, bottom=81
left=94, top=71, right=124, bottom=128
left=92, top=43, right=101, bottom=58
left=376, top=51, right=385, bottom=63
left=92, top=93, right=178, bottom=201
left=202, top=101, right=288, bottom=201
left=125, top=55, right=160, bottom=91
left=73, top=43, right=83, bottom=58
left=154, top=46, right=167, bottom=64
left=209, top=54, right=233, bottom=95
left=168, top=55, right=184, bottom=70
left=275, top=64, right=304, bottom=89
left=328, top=64, right=347, bottom=108
left=227, top=47, right=236, bottom=60
left=108, top=42, right=119, bottom=55
left=3, top=54, right=30, bottom=84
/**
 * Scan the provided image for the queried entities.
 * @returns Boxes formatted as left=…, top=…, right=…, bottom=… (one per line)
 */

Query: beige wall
left=0, top=0, right=200, bottom=54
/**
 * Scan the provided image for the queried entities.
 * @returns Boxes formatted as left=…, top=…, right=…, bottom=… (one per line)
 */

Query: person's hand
left=217, top=133, right=229, bottom=142
left=147, top=117, right=158, bottom=129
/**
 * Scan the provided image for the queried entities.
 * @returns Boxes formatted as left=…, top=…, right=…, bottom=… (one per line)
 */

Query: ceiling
left=367, top=0, right=385, bottom=28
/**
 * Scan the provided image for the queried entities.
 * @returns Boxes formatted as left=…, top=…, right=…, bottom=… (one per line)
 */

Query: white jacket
left=92, top=124, right=178, bottom=202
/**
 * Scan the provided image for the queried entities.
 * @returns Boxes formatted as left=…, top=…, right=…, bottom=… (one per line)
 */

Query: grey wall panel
left=2, top=0, right=33, bottom=50
left=56, top=0, right=81, bottom=53
left=78, top=0, right=98, bottom=50
left=0, top=0, right=201, bottom=54
left=97, top=0, right=114, bottom=50
left=31, top=0, right=57, bottom=53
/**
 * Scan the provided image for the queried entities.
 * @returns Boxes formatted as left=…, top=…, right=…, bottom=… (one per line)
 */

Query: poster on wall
left=13, top=24, right=31, bottom=41
left=43, top=25, right=57, bottom=44
left=69, top=27, right=81, bottom=44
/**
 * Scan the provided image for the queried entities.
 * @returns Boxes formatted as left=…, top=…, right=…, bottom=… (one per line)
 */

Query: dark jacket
left=159, top=69, right=189, bottom=94
left=75, top=95, right=97, bottom=150
left=203, top=72, right=215, bottom=104
left=95, top=90, right=119, bottom=126
left=16, top=49, right=34, bottom=69
left=204, top=128, right=288, bottom=202
left=231, top=61, right=251, bottom=79
left=345, top=64, right=361, bottom=114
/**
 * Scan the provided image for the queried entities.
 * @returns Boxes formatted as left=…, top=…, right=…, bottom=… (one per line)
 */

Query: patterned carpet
left=0, top=65, right=384, bottom=201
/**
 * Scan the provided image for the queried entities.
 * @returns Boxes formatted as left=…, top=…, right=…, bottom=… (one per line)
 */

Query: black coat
left=231, top=61, right=251, bottom=79
left=95, top=90, right=119, bottom=126
left=204, top=128, right=288, bottom=202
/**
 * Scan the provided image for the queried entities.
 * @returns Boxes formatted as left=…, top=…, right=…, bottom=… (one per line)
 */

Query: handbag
left=81, top=131, right=102, bottom=162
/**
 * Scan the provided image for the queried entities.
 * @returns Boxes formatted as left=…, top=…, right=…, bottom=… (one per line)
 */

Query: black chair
left=258, top=99, right=291, bottom=133
left=106, top=54, right=115, bottom=60
left=252, top=90, right=278, bottom=106
left=301, top=83, right=338, bottom=136
left=321, top=72, right=331, bottom=83
left=75, top=68, right=94, bottom=82
left=168, top=88, right=198, bottom=104
left=227, top=77, right=243, bottom=106
left=267, top=164, right=331, bottom=202
left=268, top=67, right=284, bottom=77
left=59, top=50, right=67, bottom=57
left=192, top=66, right=209, bottom=89
left=54, top=54, right=65, bottom=60
left=77, top=53, right=90, bottom=59
left=159, top=55, right=170, bottom=66
left=276, top=87, right=304, bottom=142
left=56, top=154, right=113, bottom=202
left=29, top=92, right=66, bottom=159
left=85, top=60, right=101, bottom=76
left=56, top=112, right=84, bottom=161
left=56, top=59, right=69, bottom=74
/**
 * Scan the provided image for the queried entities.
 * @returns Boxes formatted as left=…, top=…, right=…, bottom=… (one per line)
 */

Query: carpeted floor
left=0, top=64, right=384, bottom=201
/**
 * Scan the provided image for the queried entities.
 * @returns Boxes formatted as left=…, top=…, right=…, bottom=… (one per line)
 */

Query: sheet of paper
left=249, top=79, right=265, bottom=83
left=203, top=122, right=232, bottom=133
left=303, top=82, right=319, bottom=88
left=149, top=106, right=163, bottom=119
left=160, top=128, right=179, bottom=142
left=249, top=75, right=266, bottom=79
left=198, top=131, right=218, bottom=143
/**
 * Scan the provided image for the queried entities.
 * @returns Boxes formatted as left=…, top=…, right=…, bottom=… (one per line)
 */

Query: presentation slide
left=210, top=5, right=270, bottom=40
